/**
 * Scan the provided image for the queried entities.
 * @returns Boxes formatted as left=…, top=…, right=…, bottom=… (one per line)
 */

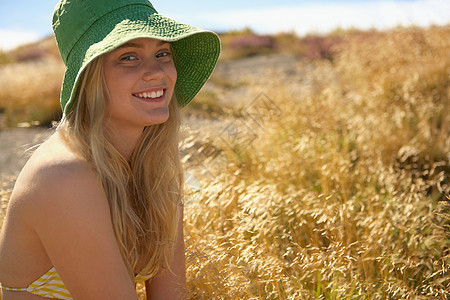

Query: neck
left=106, top=124, right=144, bottom=161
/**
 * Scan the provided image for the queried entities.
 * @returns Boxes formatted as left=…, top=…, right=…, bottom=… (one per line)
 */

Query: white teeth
left=135, top=90, right=164, bottom=99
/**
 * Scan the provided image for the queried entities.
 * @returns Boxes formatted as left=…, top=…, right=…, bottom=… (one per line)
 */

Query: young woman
left=0, top=0, right=220, bottom=299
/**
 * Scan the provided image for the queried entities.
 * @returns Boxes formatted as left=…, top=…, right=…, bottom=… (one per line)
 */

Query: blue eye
left=121, top=55, right=137, bottom=61
left=156, top=52, right=171, bottom=58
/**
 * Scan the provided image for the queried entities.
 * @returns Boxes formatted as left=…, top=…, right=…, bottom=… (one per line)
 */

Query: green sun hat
left=52, top=0, right=221, bottom=115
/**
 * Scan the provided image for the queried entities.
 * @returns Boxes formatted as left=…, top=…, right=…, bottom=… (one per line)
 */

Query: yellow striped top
left=0, top=267, right=152, bottom=299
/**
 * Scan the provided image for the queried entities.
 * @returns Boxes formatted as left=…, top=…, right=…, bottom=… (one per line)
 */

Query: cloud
left=198, top=0, right=450, bottom=35
left=0, top=29, right=41, bottom=51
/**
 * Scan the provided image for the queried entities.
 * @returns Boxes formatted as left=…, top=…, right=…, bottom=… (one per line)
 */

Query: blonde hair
left=58, top=55, right=183, bottom=278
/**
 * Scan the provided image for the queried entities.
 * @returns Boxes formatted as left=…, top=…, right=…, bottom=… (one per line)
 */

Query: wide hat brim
left=61, top=4, right=221, bottom=115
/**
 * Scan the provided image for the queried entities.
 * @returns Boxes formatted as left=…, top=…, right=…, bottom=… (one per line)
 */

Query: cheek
left=103, top=66, right=118, bottom=98
left=104, top=69, right=135, bottom=100
left=103, top=68, right=127, bottom=113
left=167, top=63, right=177, bottom=86
left=168, top=69, right=177, bottom=101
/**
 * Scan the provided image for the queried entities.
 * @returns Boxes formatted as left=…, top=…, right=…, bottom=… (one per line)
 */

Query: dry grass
left=180, top=26, right=449, bottom=299
left=0, top=57, right=64, bottom=127
left=1, top=26, right=449, bottom=299
left=0, top=36, right=63, bottom=127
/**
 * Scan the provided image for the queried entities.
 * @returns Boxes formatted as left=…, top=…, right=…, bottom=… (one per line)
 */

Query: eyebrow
left=117, top=40, right=170, bottom=49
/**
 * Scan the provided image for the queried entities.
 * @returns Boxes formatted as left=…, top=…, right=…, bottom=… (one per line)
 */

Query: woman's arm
left=145, top=206, right=186, bottom=299
left=21, top=159, right=139, bottom=300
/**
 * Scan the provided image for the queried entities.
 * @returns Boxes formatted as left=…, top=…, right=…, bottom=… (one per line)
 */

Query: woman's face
left=102, top=38, right=177, bottom=132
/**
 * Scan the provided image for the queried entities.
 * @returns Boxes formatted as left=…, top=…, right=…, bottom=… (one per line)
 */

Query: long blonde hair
left=58, top=55, right=183, bottom=278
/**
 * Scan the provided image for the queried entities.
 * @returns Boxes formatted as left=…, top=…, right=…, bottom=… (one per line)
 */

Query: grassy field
left=1, top=26, right=449, bottom=298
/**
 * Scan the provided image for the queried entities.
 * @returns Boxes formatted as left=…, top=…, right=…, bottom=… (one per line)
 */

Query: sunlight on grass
left=180, top=26, right=449, bottom=299
left=1, top=26, right=449, bottom=299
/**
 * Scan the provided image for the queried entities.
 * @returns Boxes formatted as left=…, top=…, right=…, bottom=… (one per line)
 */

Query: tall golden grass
left=0, top=26, right=449, bottom=299
left=0, top=37, right=64, bottom=127
left=180, top=26, right=449, bottom=299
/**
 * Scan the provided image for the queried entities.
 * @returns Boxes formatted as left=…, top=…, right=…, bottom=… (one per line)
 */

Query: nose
left=142, top=58, right=164, bottom=81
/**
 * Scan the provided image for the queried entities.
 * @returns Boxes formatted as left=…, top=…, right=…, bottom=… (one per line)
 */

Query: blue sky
left=0, top=0, right=448, bottom=50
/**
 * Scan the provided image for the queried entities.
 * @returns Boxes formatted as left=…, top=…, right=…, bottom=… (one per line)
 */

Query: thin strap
left=135, top=273, right=152, bottom=282
left=0, top=282, right=28, bottom=292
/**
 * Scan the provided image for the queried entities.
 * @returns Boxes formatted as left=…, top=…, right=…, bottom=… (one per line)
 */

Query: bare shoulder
left=13, top=133, right=101, bottom=202
left=7, top=133, right=138, bottom=298
left=23, top=132, right=97, bottom=184
left=9, top=132, right=106, bottom=225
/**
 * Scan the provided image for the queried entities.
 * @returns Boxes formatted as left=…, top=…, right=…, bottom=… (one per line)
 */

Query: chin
left=144, top=109, right=170, bottom=126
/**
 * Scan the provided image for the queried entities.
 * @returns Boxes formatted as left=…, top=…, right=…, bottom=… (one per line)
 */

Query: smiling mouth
left=132, top=89, right=165, bottom=100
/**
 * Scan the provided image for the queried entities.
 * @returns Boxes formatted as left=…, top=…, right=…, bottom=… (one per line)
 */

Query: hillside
left=1, top=26, right=449, bottom=298
left=0, top=27, right=382, bottom=127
